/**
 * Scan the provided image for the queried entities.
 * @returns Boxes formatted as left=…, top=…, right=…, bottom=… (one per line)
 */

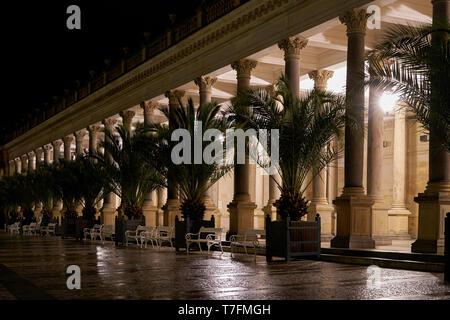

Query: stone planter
left=175, top=215, right=215, bottom=251
left=266, top=214, right=321, bottom=262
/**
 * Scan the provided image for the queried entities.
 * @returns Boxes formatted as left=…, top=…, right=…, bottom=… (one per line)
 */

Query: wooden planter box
left=62, top=217, right=100, bottom=240
left=115, top=216, right=146, bottom=245
left=175, top=215, right=215, bottom=251
left=266, top=214, right=321, bottom=262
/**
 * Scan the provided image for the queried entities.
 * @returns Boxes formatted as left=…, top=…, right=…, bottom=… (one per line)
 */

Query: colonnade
left=6, top=1, right=449, bottom=254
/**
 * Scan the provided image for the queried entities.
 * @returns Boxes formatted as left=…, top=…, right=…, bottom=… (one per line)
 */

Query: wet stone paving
left=0, top=232, right=449, bottom=300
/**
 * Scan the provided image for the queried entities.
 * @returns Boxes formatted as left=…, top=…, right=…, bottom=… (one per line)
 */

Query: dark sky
left=2, top=0, right=203, bottom=143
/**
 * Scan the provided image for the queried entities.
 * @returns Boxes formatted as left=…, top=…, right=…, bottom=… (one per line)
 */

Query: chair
left=101, top=225, right=115, bottom=243
left=125, top=226, right=150, bottom=247
left=156, top=226, right=174, bottom=249
left=41, top=223, right=56, bottom=236
left=230, top=229, right=266, bottom=260
left=140, top=226, right=158, bottom=248
left=84, top=224, right=102, bottom=241
left=186, top=227, right=224, bottom=255
left=8, top=222, right=21, bottom=235
left=23, top=223, right=37, bottom=235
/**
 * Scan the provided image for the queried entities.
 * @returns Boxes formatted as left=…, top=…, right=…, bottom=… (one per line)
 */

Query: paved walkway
left=0, top=232, right=448, bottom=300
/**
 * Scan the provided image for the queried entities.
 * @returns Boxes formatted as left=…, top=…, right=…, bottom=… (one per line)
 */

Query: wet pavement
left=0, top=232, right=449, bottom=300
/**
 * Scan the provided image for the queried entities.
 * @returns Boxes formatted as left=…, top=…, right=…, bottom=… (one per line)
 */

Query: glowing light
left=379, top=92, right=399, bottom=113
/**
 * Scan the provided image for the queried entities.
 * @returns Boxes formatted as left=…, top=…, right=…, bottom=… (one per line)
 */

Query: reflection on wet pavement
left=0, top=232, right=449, bottom=300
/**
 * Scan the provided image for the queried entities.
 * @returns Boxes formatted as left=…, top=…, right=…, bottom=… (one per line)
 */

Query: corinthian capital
left=278, top=36, right=308, bottom=60
left=102, top=118, right=117, bottom=132
left=165, top=90, right=185, bottom=105
left=339, top=9, right=373, bottom=35
left=74, top=129, right=88, bottom=141
left=194, top=76, right=217, bottom=91
left=52, top=140, right=63, bottom=149
left=231, top=59, right=257, bottom=78
left=63, top=135, right=74, bottom=145
left=308, top=70, right=334, bottom=91
left=140, top=101, right=159, bottom=115
left=87, top=124, right=102, bottom=134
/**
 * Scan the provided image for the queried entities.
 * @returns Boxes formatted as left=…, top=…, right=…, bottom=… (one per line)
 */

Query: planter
left=61, top=216, right=79, bottom=239
left=266, top=214, right=321, bottom=262
left=115, top=216, right=146, bottom=245
left=175, top=215, right=215, bottom=251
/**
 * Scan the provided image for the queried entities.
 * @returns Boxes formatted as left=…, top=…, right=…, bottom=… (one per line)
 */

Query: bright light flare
left=379, top=92, right=400, bottom=113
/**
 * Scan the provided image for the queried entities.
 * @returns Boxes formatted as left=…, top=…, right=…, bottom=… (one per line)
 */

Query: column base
left=331, top=191, right=375, bottom=249
left=331, top=235, right=376, bottom=249
left=253, top=209, right=265, bottom=230
left=372, top=200, right=392, bottom=246
left=203, top=198, right=221, bottom=227
left=227, top=199, right=257, bottom=234
left=411, top=189, right=449, bottom=254
left=307, top=201, right=335, bottom=242
left=263, top=201, right=278, bottom=221
left=101, top=206, right=116, bottom=226
left=388, top=208, right=411, bottom=239
left=142, top=205, right=158, bottom=227
left=163, top=199, right=181, bottom=227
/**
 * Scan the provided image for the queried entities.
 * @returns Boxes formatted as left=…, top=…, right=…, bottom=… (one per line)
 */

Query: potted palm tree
left=140, top=98, right=232, bottom=251
left=30, top=164, right=55, bottom=228
left=231, top=76, right=350, bottom=261
left=95, top=124, right=164, bottom=245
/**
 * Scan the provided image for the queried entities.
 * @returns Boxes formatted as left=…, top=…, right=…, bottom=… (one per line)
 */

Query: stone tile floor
left=0, top=232, right=449, bottom=300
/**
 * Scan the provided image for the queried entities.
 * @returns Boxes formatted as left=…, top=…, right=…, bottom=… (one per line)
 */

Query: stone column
left=120, top=110, right=135, bottom=132
left=278, top=37, right=312, bottom=205
left=8, top=160, right=15, bottom=176
left=20, top=155, right=28, bottom=174
left=278, top=36, right=308, bottom=99
left=51, top=140, right=64, bottom=219
left=331, top=9, right=375, bottom=249
left=27, top=152, right=36, bottom=171
left=140, top=101, right=159, bottom=226
left=163, top=90, right=185, bottom=226
left=367, top=82, right=392, bottom=245
left=194, top=76, right=221, bottom=222
left=43, top=145, right=52, bottom=164
left=157, top=188, right=167, bottom=227
left=63, top=135, right=74, bottom=160
left=35, top=148, right=44, bottom=168
left=388, top=105, right=411, bottom=239
left=412, top=0, right=450, bottom=253
left=74, top=130, right=87, bottom=156
left=52, top=140, right=63, bottom=164
left=307, top=70, right=336, bottom=241
left=228, top=59, right=258, bottom=234
left=101, top=118, right=118, bottom=225
left=87, top=125, right=102, bottom=154
left=14, top=158, right=21, bottom=174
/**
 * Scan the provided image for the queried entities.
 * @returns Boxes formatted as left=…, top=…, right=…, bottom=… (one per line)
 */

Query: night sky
left=2, top=0, right=203, bottom=143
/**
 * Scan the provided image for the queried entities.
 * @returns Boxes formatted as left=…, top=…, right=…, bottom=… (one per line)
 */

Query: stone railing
left=6, top=0, right=248, bottom=144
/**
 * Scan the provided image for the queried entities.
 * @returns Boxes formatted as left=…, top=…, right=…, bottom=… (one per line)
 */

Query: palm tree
left=49, top=160, right=83, bottom=218
left=230, top=76, right=349, bottom=221
left=72, top=156, right=111, bottom=222
left=95, top=124, right=164, bottom=220
left=141, top=98, right=232, bottom=220
left=29, top=164, right=54, bottom=219
left=367, top=23, right=450, bottom=152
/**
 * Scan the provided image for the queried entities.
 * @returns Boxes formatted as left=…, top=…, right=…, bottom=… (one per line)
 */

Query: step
left=320, top=254, right=445, bottom=273
left=321, top=247, right=445, bottom=263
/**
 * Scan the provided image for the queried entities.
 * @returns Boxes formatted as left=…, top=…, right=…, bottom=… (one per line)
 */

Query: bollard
left=445, top=212, right=449, bottom=283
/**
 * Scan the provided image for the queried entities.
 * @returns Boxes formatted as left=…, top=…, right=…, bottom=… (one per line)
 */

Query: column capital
left=14, top=158, right=21, bottom=165
left=278, top=36, right=308, bottom=60
left=102, top=118, right=118, bottom=131
left=74, top=129, right=88, bottom=141
left=87, top=124, right=102, bottom=134
left=63, top=135, right=74, bottom=145
left=308, top=70, right=334, bottom=91
left=52, top=140, right=63, bottom=148
left=43, top=144, right=52, bottom=152
left=140, top=101, right=159, bottom=115
left=194, top=76, right=217, bottom=91
left=35, top=147, right=44, bottom=155
left=165, top=90, right=185, bottom=105
left=21, top=154, right=28, bottom=161
left=339, top=8, right=373, bottom=35
left=231, top=59, right=257, bottom=78
left=119, top=110, right=136, bottom=120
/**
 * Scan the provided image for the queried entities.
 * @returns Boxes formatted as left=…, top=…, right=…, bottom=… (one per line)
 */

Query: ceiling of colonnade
left=2, top=0, right=433, bottom=149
